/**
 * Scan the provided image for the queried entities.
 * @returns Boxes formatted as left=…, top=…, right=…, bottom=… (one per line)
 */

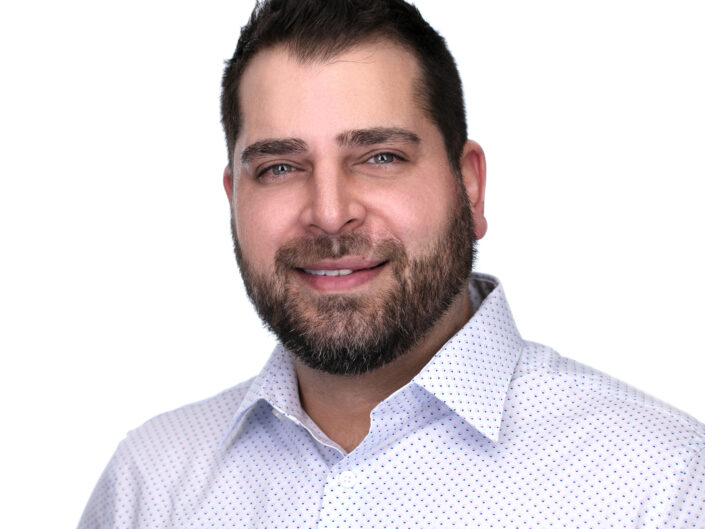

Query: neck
left=294, top=289, right=472, bottom=453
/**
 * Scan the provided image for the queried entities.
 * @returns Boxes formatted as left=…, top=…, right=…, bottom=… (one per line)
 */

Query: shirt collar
left=222, top=273, right=523, bottom=448
left=221, top=342, right=303, bottom=449
left=413, top=273, right=523, bottom=442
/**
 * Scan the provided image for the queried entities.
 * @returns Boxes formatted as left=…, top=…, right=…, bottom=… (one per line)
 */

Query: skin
left=224, top=40, right=487, bottom=453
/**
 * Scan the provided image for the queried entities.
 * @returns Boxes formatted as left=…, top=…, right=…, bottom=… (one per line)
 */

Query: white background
left=1, top=1, right=703, bottom=527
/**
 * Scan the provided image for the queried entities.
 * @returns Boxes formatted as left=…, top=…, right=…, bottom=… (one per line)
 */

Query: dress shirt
left=78, top=273, right=705, bottom=528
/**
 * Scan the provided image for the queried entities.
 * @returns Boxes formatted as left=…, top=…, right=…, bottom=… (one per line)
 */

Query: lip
left=295, top=259, right=388, bottom=292
left=299, top=258, right=385, bottom=271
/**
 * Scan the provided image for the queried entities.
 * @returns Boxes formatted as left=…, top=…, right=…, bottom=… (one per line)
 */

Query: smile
left=301, top=260, right=386, bottom=276
left=295, top=261, right=388, bottom=292
left=303, top=268, right=355, bottom=277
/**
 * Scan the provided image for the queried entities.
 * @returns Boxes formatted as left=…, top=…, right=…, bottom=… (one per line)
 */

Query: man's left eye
left=369, top=153, right=398, bottom=164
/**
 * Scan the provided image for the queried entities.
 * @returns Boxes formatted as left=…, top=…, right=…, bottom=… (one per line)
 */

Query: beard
left=232, top=185, right=476, bottom=376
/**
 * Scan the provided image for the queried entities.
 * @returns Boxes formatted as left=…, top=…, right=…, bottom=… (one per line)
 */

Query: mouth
left=294, top=260, right=389, bottom=292
left=300, top=261, right=387, bottom=277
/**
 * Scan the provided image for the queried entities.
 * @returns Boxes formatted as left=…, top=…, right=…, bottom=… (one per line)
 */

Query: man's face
left=225, top=41, right=486, bottom=375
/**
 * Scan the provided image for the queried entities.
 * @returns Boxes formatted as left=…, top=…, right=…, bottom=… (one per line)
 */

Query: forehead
left=235, top=40, right=426, bottom=150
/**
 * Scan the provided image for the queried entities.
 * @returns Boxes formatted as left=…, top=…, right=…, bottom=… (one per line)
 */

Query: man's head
left=221, top=0, right=468, bottom=175
left=221, top=0, right=487, bottom=375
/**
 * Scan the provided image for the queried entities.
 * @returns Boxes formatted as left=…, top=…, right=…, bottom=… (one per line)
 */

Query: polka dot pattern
left=78, top=274, right=705, bottom=528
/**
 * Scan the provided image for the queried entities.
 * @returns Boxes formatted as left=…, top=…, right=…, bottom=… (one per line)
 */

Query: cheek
left=234, top=193, right=296, bottom=267
left=373, top=180, right=457, bottom=250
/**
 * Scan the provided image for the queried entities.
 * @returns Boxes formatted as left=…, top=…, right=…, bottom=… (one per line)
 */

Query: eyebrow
left=336, top=127, right=420, bottom=147
left=239, top=127, right=420, bottom=165
left=240, top=138, right=308, bottom=165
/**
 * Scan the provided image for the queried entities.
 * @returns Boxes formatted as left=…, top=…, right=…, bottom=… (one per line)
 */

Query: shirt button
left=338, top=470, right=357, bottom=488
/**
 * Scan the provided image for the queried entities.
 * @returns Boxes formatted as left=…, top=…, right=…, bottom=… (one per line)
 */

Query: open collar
left=222, top=273, right=524, bottom=448
left=413, top=274, right=523, bottom=442
left=220, top=342, right=302, bottom=449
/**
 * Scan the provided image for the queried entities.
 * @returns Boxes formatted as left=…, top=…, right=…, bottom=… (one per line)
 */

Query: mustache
left=275, top=232, right=406, bottom=270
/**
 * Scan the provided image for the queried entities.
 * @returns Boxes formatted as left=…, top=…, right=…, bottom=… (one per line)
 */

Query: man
left=78, top=0, right=704, bottom=527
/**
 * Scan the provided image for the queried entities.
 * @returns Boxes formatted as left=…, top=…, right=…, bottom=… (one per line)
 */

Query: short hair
left=221, top=0, right=468, bottom=174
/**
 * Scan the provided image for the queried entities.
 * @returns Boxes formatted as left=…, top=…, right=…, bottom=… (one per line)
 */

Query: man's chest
left=155, top=408, right=670, bottom=529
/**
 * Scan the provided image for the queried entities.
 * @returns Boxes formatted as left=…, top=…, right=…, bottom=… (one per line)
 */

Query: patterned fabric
left=78, top=274, right=705, bottom=528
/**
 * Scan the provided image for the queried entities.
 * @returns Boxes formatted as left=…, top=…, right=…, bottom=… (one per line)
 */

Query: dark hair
left=221, top=0, right=467, bottom=173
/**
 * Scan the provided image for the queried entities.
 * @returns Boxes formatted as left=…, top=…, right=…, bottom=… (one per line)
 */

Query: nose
left=299, top=163, right=366, bottom=235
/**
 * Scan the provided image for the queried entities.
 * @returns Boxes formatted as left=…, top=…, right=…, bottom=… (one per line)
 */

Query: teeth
left=303, top=269, right=355, bottom=277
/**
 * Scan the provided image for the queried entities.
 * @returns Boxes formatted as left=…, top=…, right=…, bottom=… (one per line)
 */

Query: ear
left=459, top=140, right=487, bottom=240
left=223, top=165, right=234, bottom=202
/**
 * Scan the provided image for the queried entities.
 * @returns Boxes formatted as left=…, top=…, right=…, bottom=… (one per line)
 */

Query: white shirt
left=78, top=274, right=705, bottom=528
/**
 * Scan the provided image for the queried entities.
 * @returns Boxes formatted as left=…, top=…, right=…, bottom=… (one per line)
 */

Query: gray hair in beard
left=231, top=186, right=475, bottom=375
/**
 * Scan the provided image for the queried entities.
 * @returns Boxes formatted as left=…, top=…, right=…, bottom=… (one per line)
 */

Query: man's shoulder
left=77, top=378, right=258, bottom=529
left=513, top=341, right=705, bottom=452
left=120, top=377, right=255, bottom=459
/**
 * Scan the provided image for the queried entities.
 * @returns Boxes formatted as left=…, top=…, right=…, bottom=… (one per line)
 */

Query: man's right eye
left=259, top=163, right=294, bottom=180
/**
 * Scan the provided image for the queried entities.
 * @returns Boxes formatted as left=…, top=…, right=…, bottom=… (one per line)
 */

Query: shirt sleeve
left=76, top=440, right=141, bottom=529
left=665, top=444, right=705, bottom=528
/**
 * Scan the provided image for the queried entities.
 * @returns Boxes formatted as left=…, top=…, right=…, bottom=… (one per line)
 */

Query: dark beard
left=232, top=186, right=475, bottom=375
